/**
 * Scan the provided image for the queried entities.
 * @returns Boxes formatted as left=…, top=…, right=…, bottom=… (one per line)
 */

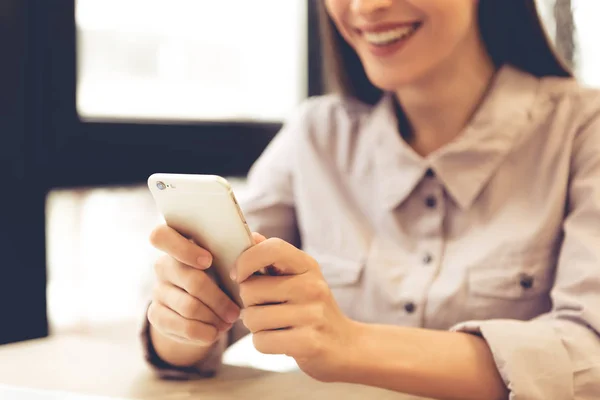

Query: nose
left=351, top=0, right=393, bottom=15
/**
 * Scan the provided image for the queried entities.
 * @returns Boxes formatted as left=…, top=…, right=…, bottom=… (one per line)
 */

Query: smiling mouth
left=361, top=22, right=422, bottom=47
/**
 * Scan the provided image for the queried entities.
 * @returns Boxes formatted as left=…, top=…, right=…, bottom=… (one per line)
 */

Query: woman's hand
left=148, top=225, right=241, bottom=349
left=234, top=233, right=358, bottom=382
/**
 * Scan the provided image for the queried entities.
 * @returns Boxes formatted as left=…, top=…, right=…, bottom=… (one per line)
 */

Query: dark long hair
left=319, top=0, right=573, bottom=105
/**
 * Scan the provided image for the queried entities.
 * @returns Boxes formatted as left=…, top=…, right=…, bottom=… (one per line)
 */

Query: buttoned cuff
left=451, top=319, right=574, bottom=400
left=140, top=313, right=225, bottom=380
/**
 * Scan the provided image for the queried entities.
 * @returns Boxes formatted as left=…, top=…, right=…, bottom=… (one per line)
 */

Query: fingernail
left=218, top=323, right=233, bottom=332
left=225, top=308, right=240, bottom=324
left=230, top=268, right=237, bottom=281
left=197, top=255, right=212, bottom=268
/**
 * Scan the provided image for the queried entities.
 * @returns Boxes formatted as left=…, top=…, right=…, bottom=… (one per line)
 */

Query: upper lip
left=356, top=21, right=421, bottom=34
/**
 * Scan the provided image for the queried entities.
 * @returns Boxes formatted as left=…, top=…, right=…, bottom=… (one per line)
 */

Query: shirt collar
left=365, top=91, right=428, bottom=211
left=365, top=65, right=541, bottom=211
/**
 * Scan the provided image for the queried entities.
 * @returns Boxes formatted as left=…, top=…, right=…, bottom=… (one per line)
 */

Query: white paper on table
left=0, top=385, right=130, bottom=400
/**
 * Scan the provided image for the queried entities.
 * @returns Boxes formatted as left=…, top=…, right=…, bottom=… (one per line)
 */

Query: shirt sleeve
left=451, top=111, right=600, bottom=399
left=236, top=102, right=308, bottom=245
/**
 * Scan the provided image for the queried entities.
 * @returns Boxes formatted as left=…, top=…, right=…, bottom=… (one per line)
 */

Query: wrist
left=334, top=321, right=404, bottom=387
left=328, top=318, right=371, bottom=383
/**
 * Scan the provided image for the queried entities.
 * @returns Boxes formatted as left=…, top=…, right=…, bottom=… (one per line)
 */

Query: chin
left=362, top=63, right=427, bottom=93
left=365, top=72, right=418, bottom=93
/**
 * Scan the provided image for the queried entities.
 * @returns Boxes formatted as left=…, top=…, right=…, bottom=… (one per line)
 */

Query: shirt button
left=404, top=302, right=416, bottom=314
left=425, top=196, right=437, bottom=208
left=423, top=253, right=433, bottom=264
left=519, top=274, right=534, bottom=289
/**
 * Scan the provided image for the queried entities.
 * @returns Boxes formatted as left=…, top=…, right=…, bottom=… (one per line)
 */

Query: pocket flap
left=309, top=252, right=364, bottom=286
left=468, top=248, right=556, bottom=300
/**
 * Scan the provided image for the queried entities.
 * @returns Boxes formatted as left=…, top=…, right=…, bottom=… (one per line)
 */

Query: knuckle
left=312, top=279, right=330, bottom=301
left=181, top=321, right=197, bottom=340
left=274, top=237, right=287, bottom=250
left=238, top=282, right=249, bottom=302
left=240, top=309, right=256, bottom=332
left=184, top=323, right=217, bottom=344
left=306, top=255, right=320, bottom=271
left=152, top=283, right=172, bottom=305
left=252, top=333, right=269, bottom=354
left=265, top=237, right=285, bottom=252
left=178, top=295, right=199, bottom=318
left=153, top=254, right=172, bottom=278
left=146, top=302, right=161, bottom=327
left=303, top=278, right=329, bottom=301
left=151, top=284, right=162, bottom=301
left=204, top=326, right=219, bottom=343
left=149, top=225, right=169, bottom=248
left=214, top=296, right=234, bottom=318
left=188, top=271, right=209, bottom=296
left=308, top=303, right=326, bottom=326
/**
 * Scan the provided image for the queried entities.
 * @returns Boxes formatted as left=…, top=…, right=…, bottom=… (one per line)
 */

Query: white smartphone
left=147, top=173, right=254, bottom=307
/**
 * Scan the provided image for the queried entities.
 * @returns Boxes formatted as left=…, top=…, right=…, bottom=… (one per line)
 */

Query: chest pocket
left=465, top=246, right=557, bottom=320
left=307, top=251, right=364, bottom=318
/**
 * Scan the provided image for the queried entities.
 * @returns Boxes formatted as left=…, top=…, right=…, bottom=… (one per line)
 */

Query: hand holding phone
left=146, top=174, right=254, bottom=345
left=148, top=224, right=240, bottom=346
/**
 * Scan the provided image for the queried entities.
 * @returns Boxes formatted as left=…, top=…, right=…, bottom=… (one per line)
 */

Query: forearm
left=342, top=322, right=508, bottom=400
left=150, top=325, right=222, bottom=368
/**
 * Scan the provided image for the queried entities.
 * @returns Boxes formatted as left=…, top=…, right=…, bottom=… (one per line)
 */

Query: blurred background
left=52, top=0, right=308, bottom=332
left=0, top=0, right=598, bottom=371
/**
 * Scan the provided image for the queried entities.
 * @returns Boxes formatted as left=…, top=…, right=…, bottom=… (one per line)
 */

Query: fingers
left=239, top=274, right=329, bottom=307
left=153, top=282, right=232, bottom=332
left=154, top=256, right=240, bottom=323
left=235, top=238, right=312, bottom=283
left=150, top=225, right=213, bottom=269
left=252, top=329, right=314, bottom=358
left=239, top=275, right=293, bottom=306
left=252, top=232, right=267, bottom=244
left=242, top=303, right=324, bottom=333
left=147, top=301, right=220, bottom=346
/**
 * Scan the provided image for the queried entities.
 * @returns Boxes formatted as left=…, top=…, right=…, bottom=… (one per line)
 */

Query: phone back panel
left=148, top=173, right=252, bottom=307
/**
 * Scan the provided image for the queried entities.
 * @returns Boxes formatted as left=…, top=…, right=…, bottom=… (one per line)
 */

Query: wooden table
left=0, top=325, right=431, bottom=400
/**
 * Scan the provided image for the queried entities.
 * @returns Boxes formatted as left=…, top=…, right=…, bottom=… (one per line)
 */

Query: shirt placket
left=399, top=169, right=446, bottom=326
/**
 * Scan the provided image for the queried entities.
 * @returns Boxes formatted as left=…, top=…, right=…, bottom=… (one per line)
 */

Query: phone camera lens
left=156, top=181, right=167, bottom=190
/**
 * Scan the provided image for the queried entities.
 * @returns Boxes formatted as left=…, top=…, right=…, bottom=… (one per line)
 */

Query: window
left=76, top=0, right=308, bottom=122
left=573, top=1, right=600, bottom=86
left=537, top=0, right=600, bottom=87
left=45, top=185, right=162, bottom=330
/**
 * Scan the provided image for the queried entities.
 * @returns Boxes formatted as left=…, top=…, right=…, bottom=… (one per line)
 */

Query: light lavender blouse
left=144, top=65, right=600, bottom=399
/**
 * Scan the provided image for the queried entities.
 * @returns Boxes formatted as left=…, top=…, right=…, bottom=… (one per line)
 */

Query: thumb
left=250, top=232, right=280, bottom=277
left=252, top=232, right=267, bottom=244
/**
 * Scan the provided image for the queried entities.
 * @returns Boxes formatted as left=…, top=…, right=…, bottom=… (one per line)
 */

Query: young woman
left=143, top=1, right=600, bottom=399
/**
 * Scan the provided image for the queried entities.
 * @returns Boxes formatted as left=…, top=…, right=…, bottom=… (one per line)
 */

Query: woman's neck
left=395, top=36, right=496, bottom=157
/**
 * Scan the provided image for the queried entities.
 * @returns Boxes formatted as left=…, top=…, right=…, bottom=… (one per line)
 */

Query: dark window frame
left=44, top=0, right=324, bottom=188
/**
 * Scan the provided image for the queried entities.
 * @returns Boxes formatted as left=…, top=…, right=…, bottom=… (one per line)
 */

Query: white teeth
left=363, top=25, right=419, bottom=46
